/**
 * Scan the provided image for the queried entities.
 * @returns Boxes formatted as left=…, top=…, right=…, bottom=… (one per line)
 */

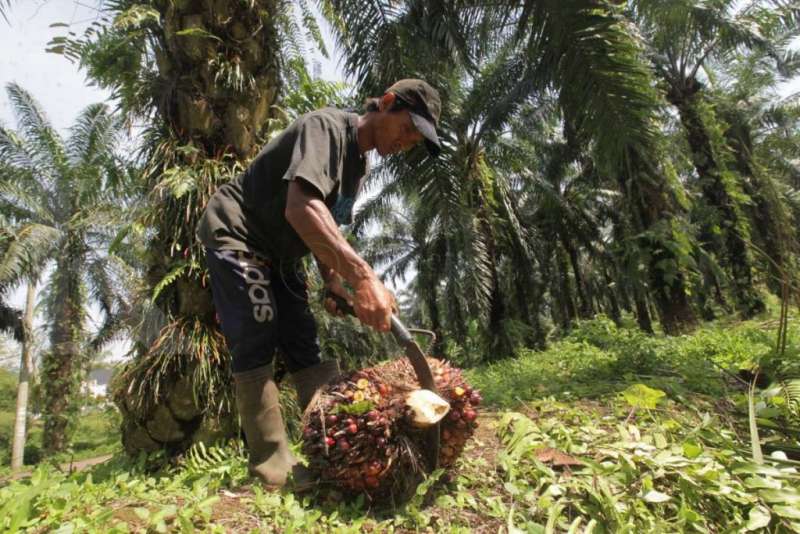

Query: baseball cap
left=385, top=79, right=442, bottom=156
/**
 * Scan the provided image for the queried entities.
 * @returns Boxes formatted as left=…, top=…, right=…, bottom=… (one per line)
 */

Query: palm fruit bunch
left=301, top=357, right=481, bottom=500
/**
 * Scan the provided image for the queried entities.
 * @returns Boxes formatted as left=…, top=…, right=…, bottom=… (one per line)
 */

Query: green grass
left=0, top=315, right=798, bottom=532
left=0, top=404, right=122, bottom=472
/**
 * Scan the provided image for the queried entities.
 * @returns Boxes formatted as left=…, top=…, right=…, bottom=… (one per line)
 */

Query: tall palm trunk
left=42, top=239, right=85, bottom=454
left=602, top=267, right=622, bottom=325
left=420, top=272, right=444, bottom=356
left=11, top=281, right=35, bottom=470
left=511, top=250, right=546, bottom=349
left=555, top=242, right=577, bottom=329
left=116, top=1, right=284, bottom=456
left=723, top=111, right=790, bottom=296
left=561, top=234, right=591, bottom=318
left=667, top=81, right=764, bottom=318
left=634, top=287, right=654, bottom=334
left=621, top=148, right=697, bottom=334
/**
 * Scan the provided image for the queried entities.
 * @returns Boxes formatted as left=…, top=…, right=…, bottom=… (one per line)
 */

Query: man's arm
left=285, top=179, right=394, bottom=331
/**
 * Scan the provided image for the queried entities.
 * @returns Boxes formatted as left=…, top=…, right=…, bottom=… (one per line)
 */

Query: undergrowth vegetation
left=1, top=315, right=798, bottom=532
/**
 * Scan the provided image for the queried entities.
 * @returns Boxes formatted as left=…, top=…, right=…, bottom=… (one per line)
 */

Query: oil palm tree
left=714, top=45, right=800, bottom=296
left=631, top=0, right=799, bottom=317
left=51, top=0, right=342, bottom=455
left=325, top=0, right=699, bottom=334
left=0, top=83, right=131, bottom=454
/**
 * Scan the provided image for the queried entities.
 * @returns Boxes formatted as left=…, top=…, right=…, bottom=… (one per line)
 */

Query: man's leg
left=205, top=248, right=296, bottom=487
left=272, top=266, right=340, bottom=412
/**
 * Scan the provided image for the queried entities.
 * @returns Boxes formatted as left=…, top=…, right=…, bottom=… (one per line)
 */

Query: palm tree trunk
left=633, top=286, right=654, bottom=334
left=561, top=234, right=591, bottom=318
left=622, top=149, right=697, bottom=334
left=667, top=82, right=764, bottom=318
left=42, top=242, right=85, bottom=455
left=115, top=0, right=285, bottom=457
left=723, top=112, right=789, bottom=296
left=556, top=242, right=577, bottom=329
left=423, top=277, right=444, bottom=356
left=602, top=267, right=622, bottom=325
left=11, top=281, right=35, bottom=470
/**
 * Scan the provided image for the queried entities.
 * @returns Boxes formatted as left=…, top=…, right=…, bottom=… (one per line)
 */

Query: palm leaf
left=0, top=0, right=14, bottom=24
left=5, top=83, right=68, bottom=177
left=0, top=223, right=61, bottom=287
left=67, top=102, right=121, bottom=167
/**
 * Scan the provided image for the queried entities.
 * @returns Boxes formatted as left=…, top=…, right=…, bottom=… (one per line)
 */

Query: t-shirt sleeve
left=282, top=115, right=341, bottom=198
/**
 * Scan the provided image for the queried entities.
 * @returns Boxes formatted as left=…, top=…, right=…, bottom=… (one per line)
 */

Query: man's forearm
left=314, top=255, right=337, bottom=284
left=286, top=183, right=375, bottom=288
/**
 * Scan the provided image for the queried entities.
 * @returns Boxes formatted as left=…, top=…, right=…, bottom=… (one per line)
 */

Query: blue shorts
left=205, top=248, right=321, bottom=374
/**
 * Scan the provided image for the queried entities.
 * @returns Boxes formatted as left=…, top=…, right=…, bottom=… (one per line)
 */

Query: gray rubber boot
left=291, top=360, right=341, bottom=413
left=233, top=364, right=297, bottom=487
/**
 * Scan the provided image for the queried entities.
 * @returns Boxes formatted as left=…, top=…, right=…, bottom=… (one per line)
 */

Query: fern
left=782, top=379, right=800, bottom=422
left=183, top=441, right=246, bottom=481
left=150, top=261, right=189, bottom=302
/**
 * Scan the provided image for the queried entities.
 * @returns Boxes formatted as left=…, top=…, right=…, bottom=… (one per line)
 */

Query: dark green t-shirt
left=197, top=108, right=367, bottom=263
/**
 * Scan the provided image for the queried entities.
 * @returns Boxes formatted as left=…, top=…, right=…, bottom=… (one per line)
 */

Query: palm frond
left=67, top=102, right=121, bottom=167
left=0, top=300, right=22, bottom=341
left=5, top=83, right=67, bottom=176
left=0, top=0, right=14, bottom=24
left=0, top=223, right=61, bottom=287
left=0, top=178, right=54, bottom=225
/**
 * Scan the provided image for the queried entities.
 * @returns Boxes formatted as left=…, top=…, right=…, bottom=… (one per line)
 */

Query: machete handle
left=324, top=290, right=357, bottom=318
left=324, top=291, right=410, bottom=345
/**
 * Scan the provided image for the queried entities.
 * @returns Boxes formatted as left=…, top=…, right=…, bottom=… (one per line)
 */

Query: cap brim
left=410, top=112, right=441, bottom=157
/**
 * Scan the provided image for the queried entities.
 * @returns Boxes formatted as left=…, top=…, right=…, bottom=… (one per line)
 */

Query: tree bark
left=116, top=1, right=285, bottom=457
left=602, top=268, right=622, bottom=325
left=11, top=281, right=36, bottom=471
left=561, top=234, right=592, bottom=318
left=42, top=239, right=85, bottom=455
left=667, top=80, right=764, bottom=318
left=555, top=242, right=577, bottom=329
left=633, top=287, right=654, bottom=334
left=723, top=109, right=789, bottom=296
left=620, top=149, right=697, bottom=335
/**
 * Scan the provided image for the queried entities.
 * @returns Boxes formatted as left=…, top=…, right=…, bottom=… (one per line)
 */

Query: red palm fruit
left=376, top=437, right=387, bottom=448
left=326, top=414, right=338, bottom=426
left=365, top=476, right=380, bottom=489
left=366, top=461, right=382, bottom=476
left=325, top=437, right=336, bottom=447
left=469, top=392, right=482, bottom=405
left=367, top=410, right=380, bottom=421
left=337, top=438, right=351, bottom=451
left=347, top=423, right=358, bottom=435
left=449, top=410, right=461, bottom=421
left=442, top=429, right=451, bottom=440
left=463, top=409, right=477, bottom=422
left=303, top=427, right=317, bottom=439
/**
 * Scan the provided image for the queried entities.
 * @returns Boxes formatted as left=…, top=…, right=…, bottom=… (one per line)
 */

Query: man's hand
left=322, top=272, right=353, bottom=317
left=353, top=276, right=396, bottom=332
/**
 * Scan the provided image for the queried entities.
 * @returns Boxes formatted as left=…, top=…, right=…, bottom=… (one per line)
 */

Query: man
left=196, top=79, right=442, bottom=488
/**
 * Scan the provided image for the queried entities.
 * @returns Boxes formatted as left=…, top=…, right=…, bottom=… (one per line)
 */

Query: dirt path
left=2, top=453, right=114, bottom=483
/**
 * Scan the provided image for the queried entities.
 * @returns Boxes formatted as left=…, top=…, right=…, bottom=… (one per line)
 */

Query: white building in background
left=82, top=367, right=113, bottom=398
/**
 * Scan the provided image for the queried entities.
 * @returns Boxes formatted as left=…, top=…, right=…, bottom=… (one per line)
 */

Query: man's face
left=375, top=107, right=424, bottom=157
